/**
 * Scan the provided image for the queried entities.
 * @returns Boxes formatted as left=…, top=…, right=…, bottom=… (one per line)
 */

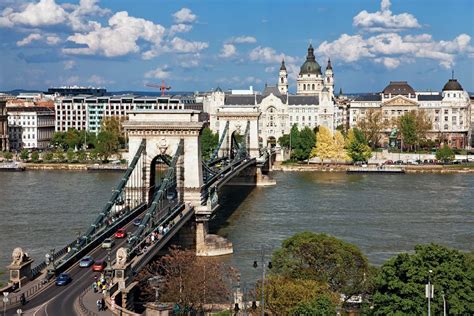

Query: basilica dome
left=442, top=79, right=463, bottom=91
left=299, top=44, right=321, bottom=76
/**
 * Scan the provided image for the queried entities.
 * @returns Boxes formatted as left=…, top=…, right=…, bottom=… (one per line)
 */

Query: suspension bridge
left=2, top=107, right=274, bottom=315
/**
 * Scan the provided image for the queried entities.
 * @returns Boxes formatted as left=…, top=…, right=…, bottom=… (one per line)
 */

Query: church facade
left=205, top=44, right=338, bottom=148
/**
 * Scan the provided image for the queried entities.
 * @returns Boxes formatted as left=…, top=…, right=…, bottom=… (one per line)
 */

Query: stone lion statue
left=11, top=247, right=27, bottom=266
left=116, top=247, right=128, bottom=266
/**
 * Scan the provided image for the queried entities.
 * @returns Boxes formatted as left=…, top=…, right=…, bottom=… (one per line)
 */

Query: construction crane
left=145, top=80, right=171, bottom=96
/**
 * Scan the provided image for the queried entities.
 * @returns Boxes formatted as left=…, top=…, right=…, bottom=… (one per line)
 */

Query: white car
left=101, top=238, right=115, bottom=249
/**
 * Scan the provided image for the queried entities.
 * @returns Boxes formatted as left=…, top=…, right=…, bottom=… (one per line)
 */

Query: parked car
left=395, top=160, right=404, bottom=165
left=101, top=238, right=115, bottom=249
left=133, top=218, right=142, bottom=226
left=115, top=228, right=126, bottom=239
left=79, top=256, right=94, bottom=268
left=92, top=260, right=107, bottom=272
left=55, top=273, right=72, bottom=286
left=384, top=160, right=394, bottom=165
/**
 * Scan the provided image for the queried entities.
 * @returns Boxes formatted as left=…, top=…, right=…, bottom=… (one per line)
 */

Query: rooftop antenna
left=451, top=69, right=454, bottom=80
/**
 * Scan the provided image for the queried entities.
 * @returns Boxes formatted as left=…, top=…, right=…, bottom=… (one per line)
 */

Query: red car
left=115, top=228, right=126, bottom=239
left=92, top=260, right=107, bottom=272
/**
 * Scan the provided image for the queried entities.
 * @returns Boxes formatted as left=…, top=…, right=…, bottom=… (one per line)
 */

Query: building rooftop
left=353, top=94, right=382, bottom=102
left=382, top=81, right=416, bottom=95
left=442, top=79, right=463, bottom=91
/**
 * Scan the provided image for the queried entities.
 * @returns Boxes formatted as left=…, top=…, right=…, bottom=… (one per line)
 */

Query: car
left=115, top=228, right=126, bottom=239
left=166, top=191, right=177, bottom=201
left=395, top=160, right=404, bottom=165
left=79, top=256, right=94, bottom=268
left=92, top=260, right=107, bottom=272
left=101, top=238, right=115, bottom=249
left=133, top=218, right=142, bottom=226
left=55, top=273, right=72, bottom=286
left=384, top=160, right=394, bottom=165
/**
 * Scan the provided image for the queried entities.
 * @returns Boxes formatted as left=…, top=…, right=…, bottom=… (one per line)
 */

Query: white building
left=204, top=44, right=338, bottom=147
left=55, top=94, right=198, bottom=133
left=349, top=79, right=471, bottom=148
left=7, top=106, right=55, bottom=150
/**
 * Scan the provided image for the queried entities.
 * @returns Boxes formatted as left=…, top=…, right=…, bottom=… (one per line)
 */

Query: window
left=444, top=124, right=448, bottom=130
left=281, top=78, right=284, bottom=83
left=303, top=84, right=306, bottom=90
left=444, top=116, right=448, bottom=122
left=312, top=84, right=315, bottom=90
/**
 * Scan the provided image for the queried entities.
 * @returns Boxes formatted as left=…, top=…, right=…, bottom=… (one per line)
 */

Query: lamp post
left=3, top=292, right=9, bottom=316
left=426, top=269, right=433, bottom=316
left=442, top=291, right=446, bottom=316
left=253, top=245, right=272, bottom=316
left=148, top=276, right=164, bottom=305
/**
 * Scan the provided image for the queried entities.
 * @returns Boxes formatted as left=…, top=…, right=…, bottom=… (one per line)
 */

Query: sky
left=0, top=0, right=473, bottom=93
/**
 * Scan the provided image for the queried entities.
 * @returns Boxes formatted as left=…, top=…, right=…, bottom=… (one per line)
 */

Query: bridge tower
left=124, top=110, right=204, bottom=207
left=217, top=105, right=261, bottom=158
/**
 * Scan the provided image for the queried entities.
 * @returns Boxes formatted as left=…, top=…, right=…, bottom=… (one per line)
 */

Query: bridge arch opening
left=148, top=154, right=176, bottom=203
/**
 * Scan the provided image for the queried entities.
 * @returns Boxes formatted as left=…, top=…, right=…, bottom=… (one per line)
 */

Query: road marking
left=32, top=297, right=54, bottom=316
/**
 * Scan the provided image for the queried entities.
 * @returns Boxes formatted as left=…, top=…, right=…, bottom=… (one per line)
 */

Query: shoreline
left=19, top=163, right=127, bottom=172
left=272, top=162, right=474, bottom=174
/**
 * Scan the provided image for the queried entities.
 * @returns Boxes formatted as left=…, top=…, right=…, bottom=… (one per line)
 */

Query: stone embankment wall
left=23, top=163, right=127, bottom=171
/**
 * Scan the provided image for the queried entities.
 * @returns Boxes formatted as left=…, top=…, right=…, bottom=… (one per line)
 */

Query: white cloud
left=317, top=32, right=473, bottom=69
left=318, top=34, right=374, bottom=62
left=229, top=36, right=257, bottom=44
left=264, top=66, right=276, bottom=73
left=67, top=0, right=111, bottom=32
left=65, top=75, right=80, bottom=85
left=177, top=54, right=200, bottom=68
left=87, top=74, right=114, bottom=85
left=145, top=65, right=171, bottom=79
left=249, top=46, right=297, bottom=64
left=63, top=11, right=166, bottom=57
left=219, top=44, right=237, bottom=58
left=169, top=23, right=192, bottom=36
left=173, top=8, right=196, bottom=24
left=16, top=33, right=61, bottom=46
left=169, top=37, right=208, bottom=53
left=46, top=35, right=61, bottom=45
left=64, top=60, right=76, bottom=70
left=353, top=0, right=420, bottom=32
left=16, top=33, right=42, bottom=46
left=374, top=57, right=400, bottom=69
left=8, top=0, right=68, bottom=27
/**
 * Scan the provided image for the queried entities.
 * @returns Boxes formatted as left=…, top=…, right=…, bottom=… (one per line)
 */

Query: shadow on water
left=208, top=184, right=255, bottom=235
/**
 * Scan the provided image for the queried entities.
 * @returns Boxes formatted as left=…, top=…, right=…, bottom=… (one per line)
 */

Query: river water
left=0, top=171, right=473, bottom=284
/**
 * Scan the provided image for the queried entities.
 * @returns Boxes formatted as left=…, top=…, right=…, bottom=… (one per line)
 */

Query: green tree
left=201, top=127, right=219, bottom=160
left=311, top=126, right=335, bottom=164
left=262, top=275, right=338, bottom=315
left=50, top=131, right=66, bottom=149
left=31, top=151, right=40, bottom=163
left=357, top=109, right=388, bottom=149
left=54, top=149, right=65, bottom=162
left=436, top=145, right=455, bottom=163
left=43, top=151, right=54, bottom=162
left=101, top=116, right=125, bottom=146
left=372, top=244, right=474, bottom=315
left=89, top=149, right=98, bottom=161
left=272, top=232, right=371, bottom=299
left=292, top=126, right=315, bottom=162
left=96, top=130, right=119, bottom=162
left=3, top=151, right=13, bottom=160
left=66, top=148, right=75, bottom=162
left=64, top=128, right=81, bottom=149
left=76, top=150, right=87, bottom=161
left=20, top=149, right=29, bottom=161
left=346, top=128, right=372, bottom=163
left=289, top=293, right=338, bottom=316
left=397, top=111, right=417, bottom=150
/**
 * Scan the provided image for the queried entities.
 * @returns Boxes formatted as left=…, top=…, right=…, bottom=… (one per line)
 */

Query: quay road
left=6, top=199, right=178, bottom=316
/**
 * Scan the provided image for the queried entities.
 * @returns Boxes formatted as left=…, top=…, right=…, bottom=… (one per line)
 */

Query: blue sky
left=0, top=0, right=473, bottom=93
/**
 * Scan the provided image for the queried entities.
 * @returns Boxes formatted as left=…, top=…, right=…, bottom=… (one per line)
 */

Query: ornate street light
left=252, top=245, right=272, bottom=316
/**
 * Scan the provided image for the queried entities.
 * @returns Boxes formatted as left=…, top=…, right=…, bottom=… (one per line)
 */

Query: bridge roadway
left=6, top=200, right=176, bottom=316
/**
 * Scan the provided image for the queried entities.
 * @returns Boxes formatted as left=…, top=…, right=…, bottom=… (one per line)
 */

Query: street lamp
left=253, top=246, right=272, bottom=316
left=442, top=291, right=447, bottom=316
left=426, top=269, right=433, bottom=316
left=148, top=276, right=165, bottom=305
left=2, top=292, right=9, bottom=316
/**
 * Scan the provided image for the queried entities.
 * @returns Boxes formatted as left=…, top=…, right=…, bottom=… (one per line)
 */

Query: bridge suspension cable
left=127, top=139, right=184, bottom=250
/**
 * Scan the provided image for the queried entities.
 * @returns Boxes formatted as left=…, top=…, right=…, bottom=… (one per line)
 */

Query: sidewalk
left=77, top=285, right=113, bottom=316
left=1, top=272, right=50, bottom=311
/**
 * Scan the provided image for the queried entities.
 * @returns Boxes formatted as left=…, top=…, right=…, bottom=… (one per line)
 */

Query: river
left=0, top=170, right=472, bottom=284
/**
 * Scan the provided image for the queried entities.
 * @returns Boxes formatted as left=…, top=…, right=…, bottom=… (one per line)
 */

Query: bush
left=66, top=148, right=75, bottom=162
left=31, top=151, right=40, bottom=163
left=43, top=151, right=54, bottom=162
left=20, top=149, right=29, bottom=161
left=435, top=145, right=455, bottom=162
left=54, top=149, right=65, bottom=162
left=3, top=151, right=13, bottom=160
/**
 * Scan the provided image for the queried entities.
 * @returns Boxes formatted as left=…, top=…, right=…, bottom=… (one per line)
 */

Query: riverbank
left=21, top=163, right=127, bottom=171
left=273, top=161, right=474, bottom=173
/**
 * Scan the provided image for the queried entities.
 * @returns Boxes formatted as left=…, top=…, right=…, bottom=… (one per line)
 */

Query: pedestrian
left=92, top=282, right=98, bottom=293
left=20, top=293, right=26, bottom=305
left=96, top=299, right=102, bottom=311
left=101, top=297, right=106, bottom=311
